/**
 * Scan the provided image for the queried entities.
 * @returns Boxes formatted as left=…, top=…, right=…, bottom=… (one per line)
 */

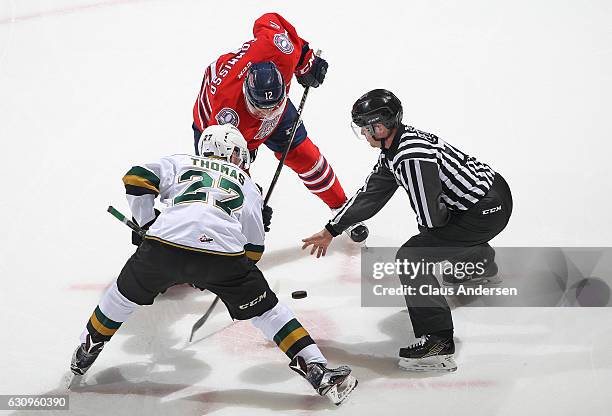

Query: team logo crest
left=199, top=234, right=213, bottom=243
left=215, top=108, right=240, bottom=127
left=254, top=114, right=282, bottom=141
left=274, top=33, right=294, bottom=54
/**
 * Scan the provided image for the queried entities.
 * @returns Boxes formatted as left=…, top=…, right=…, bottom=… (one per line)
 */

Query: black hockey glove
left=297, top=55, right=328, bottom=88
left=262, top=205, right=273, bottom=232
left=249, top=148, right=258, bottom=164
left=131, top=209, right=161, bottom=246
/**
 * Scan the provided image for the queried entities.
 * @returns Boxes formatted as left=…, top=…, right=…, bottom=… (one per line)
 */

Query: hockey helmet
left=243, top=62, right=287, bottom=120
left=351, top=89, right=403, bottom=140
left=198, top=124, right=250, bottom=169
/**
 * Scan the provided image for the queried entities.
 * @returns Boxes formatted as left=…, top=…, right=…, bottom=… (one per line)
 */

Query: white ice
left=1, top=0, right=611, bottom=415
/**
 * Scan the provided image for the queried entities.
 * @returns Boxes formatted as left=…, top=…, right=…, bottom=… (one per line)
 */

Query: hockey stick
left=107, top=205, right=145, bottom=237
left=188, top=52, right=321, bottom=341
left=188, top=295, right=220, bottom=342
left=264, top=49, right=321, bottom=205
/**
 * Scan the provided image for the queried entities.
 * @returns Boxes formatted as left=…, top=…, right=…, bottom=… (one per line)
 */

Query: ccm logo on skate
left=482, top=205, right=502, bottom=215
left=239, top=291, right=267, bottom=309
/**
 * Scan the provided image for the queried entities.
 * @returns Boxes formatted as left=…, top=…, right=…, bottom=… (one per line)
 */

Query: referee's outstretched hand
left=302, top=228, right=333, bottom=258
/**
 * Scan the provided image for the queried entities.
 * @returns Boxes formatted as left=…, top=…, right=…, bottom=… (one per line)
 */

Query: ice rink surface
left=1, top=0, right=612, bottom=414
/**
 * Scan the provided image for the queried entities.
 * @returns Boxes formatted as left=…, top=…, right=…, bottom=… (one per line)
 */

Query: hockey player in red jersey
left=192, top=12, right=368, bottom=242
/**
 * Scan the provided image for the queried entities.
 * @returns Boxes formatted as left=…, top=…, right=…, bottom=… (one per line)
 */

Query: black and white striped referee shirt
left=327, top=124, right=496, bottom=233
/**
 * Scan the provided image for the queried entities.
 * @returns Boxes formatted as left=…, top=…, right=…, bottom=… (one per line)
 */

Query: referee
left=302, top=89, right=513, bottom=372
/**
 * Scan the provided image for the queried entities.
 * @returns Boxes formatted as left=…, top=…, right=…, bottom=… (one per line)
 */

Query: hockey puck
left=291, top=290, right=307, bottom=299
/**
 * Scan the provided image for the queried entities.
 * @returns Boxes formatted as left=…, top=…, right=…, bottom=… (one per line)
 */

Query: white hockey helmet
left=198, top=124, right=250, bottom=169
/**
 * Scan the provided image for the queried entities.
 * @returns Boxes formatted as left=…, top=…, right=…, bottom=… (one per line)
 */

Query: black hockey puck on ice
left=292, top=290, right=307, bottom=299
left=350, top=224, right=369, bottom=243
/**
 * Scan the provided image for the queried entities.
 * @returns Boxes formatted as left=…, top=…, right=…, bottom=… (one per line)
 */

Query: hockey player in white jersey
left=69, top=124, right=357, bottom=405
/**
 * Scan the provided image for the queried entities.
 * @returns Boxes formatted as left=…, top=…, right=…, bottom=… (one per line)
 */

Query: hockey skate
left=442, top=260, right=501, bottom=286
left=70, top=334, right=106, bottom=376
left=289, top=355, right=358, bottom=405
left=398, top=334, right=457, bottom=372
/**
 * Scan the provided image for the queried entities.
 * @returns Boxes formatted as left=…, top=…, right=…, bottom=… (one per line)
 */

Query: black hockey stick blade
left=189, top=295, right=221, bottom=342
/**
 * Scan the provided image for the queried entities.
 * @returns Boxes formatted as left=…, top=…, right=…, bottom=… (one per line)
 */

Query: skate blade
left=325, top=375, right=358, bottom=406
left=62, top=371, right=83, bottom=391
left=398, top=355, right=457, bottom=373
left=442, top=274, right=502, bottom=287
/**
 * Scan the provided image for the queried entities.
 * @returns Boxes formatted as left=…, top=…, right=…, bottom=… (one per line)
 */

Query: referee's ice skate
left=398, top=334, right=457, bottom=372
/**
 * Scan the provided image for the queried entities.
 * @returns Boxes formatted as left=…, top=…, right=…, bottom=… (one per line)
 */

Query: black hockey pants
left=116, top=238, right=278, bottom=320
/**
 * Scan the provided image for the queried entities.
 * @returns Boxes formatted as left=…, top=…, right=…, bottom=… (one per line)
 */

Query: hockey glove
left=297, top=55, right=328, bottom=88
left=131, top=209, right=161, bottom=246
left=249, top=148, right=258, bottom=163
left=262, top=205, right=273, bottom=232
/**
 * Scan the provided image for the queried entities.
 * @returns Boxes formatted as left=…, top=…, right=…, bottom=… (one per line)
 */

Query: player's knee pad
left=250, top=301, right=294, bottom=340
left=280, top=138, right=343, bottom=201
left=277, top=137, right=321, bottom=171
left=100, top=280, right=140, bottom=320
left=82, top=281, right=138, bottom=343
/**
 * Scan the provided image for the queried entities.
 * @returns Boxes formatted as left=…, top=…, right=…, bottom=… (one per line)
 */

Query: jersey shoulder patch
left=273, top=32, right=294, bottom=54
left=215, top=108, right=240, bottom=126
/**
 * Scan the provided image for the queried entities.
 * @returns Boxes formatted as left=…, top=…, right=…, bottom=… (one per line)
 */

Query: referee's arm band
left=325, top=222, right=342, bottom=237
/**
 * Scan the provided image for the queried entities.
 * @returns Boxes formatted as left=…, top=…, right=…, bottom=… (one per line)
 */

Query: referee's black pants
left=396, top=172, right=513, bottom=337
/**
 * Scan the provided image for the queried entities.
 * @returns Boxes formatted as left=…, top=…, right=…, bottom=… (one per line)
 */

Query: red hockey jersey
left=193, top=13, right=316, bottom=151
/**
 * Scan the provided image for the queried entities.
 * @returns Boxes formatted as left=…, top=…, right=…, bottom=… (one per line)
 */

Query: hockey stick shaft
left=189, top=295, right=220, bottom=342
left=263, top=50, right=321, bottom=206
left=107, top=205, right=146, bottom=237
left=189, top=51, right=321, bottom=340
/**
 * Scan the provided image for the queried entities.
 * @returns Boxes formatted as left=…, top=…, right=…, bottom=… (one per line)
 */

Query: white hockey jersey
left=122, top=154, right=265, bottom=260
